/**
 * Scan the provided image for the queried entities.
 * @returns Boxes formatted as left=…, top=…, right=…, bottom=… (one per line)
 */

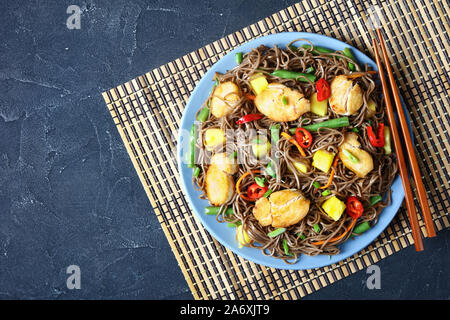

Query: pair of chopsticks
left=372, top=29, right=436, bottom=251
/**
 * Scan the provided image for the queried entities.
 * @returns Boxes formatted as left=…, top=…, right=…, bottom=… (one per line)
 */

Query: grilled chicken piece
left=205, top=153, right=237, bottom=206
left=338, top=132, right=374, bottom=178
left=329, top=75, right=363, bottom=115
left=253, top=190, right=310, bottom=228
left=210, top=81, right=241, bottom=118
left=254, top=83, right=310, bottom=122
left=210, top=152, right=238, bottom=174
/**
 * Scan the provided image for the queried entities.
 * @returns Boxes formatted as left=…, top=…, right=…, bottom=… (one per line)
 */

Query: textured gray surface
left=0, top=0, right=448, bottom=299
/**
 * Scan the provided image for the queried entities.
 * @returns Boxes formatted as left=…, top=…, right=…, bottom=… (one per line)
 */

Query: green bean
left=271, top=70, right=316, bottom=83
left=301, top=44, right=334, bottom=54
left=291, top=117, right=350, bottom=133
left=353, top=221, right=371, bottom=235
left=197, top=107, right=209, bottom=122
left=235, top=52, right=243, bottom=64
left=227, top=221, right=242, bottom=228
left=369, top=195, right=383, bottom=206
left=187, top=124, right=196, bottom=168
left=343, top=47, right=356, bottom=71
left=270, top=124, right=280, bottom=145
left=205, top=206, right=234, bottom=216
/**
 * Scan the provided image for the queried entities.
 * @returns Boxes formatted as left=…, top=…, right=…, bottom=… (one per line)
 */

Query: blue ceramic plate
left=177, top=32, right=405, bottom=270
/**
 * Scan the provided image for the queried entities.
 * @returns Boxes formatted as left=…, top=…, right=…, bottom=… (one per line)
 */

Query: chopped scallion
left=267, top=228, right=286, bottom=238
left=255, top=177, right=266, bottom=187
left=343, top=149, right=359, bottom=163
left=193, top=166, right=200, bottom=177
left=282, top=239, right=290, bottom=255
left=263, top=189, right=273, bottom=198
left=313, top=224, right=321, bottom=233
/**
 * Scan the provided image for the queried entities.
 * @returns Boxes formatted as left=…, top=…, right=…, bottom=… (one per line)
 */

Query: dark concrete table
left=0, top=0, right=448, bottom=299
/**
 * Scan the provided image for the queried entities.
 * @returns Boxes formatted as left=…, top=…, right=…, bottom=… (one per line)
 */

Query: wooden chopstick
left=372, top=38, right=424, bottom=251
left=376, top=29, right=437, bottom=238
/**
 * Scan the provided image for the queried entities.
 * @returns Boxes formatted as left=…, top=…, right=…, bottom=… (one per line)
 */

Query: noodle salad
left=185, top=39, right=397, bottom=263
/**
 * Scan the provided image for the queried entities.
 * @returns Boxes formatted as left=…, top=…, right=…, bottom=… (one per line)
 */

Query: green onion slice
left=313, top=224, right=321, bottom=233
left=267, top=228, right=286, bottom=238
left=255, top=177, right=266, bottom=187
left=296, top=233, right=306, bottom=240
left=227, top=221, right=242, bottom=228
left=265, top=161, right=277, bottom=178
left=193, top=166, right=200, bottom=177
left=305, top=66, right=315, bottom=74
left=282, top=239, right=290, bottom=255
left=263, top=189, right=273, bottom=198
left=270, top=124, right=281, bottom=145
left=343, top=149, right=359, bottom=163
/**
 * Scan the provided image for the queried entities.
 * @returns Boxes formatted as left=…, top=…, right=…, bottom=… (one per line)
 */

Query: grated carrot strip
left=236, top=170, right=260, bottom=201
left=281, top=132, right=306, bottom=157
left=311, top=218, right=357, bottom=246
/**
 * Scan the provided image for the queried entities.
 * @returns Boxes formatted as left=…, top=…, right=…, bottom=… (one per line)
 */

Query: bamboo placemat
left=102, top=0, right=449, bottom=299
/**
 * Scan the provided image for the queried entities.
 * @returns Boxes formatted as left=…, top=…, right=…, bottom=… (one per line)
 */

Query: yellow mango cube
left=312, top=150, right=335, bottom=173
left=204, top=128, right=225, bottom=151
left=310, top=92, right=328, bottom=116
left=321, top=196, right=346, bottom=221
left=292, top=160, right=309, bottom=174
left=250, top=74, right=269, bottom=95
left=237, top=225, right=251, bottom=248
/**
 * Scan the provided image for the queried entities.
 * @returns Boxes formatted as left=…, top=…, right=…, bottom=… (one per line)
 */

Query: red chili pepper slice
left=316, top=78, right=331, bottom=101
left=236, top=114, right=263, bottom=125
left=346, top=196, right=364, bottom=219
left=295, top=128, right=313, bottom=148
left=367, top=123, right=385, bottom=147
left=247, top=183, right=268, bottom=201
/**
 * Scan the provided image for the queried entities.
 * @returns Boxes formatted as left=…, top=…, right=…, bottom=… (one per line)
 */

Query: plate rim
left=176, top=32, right=405, bottom=270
